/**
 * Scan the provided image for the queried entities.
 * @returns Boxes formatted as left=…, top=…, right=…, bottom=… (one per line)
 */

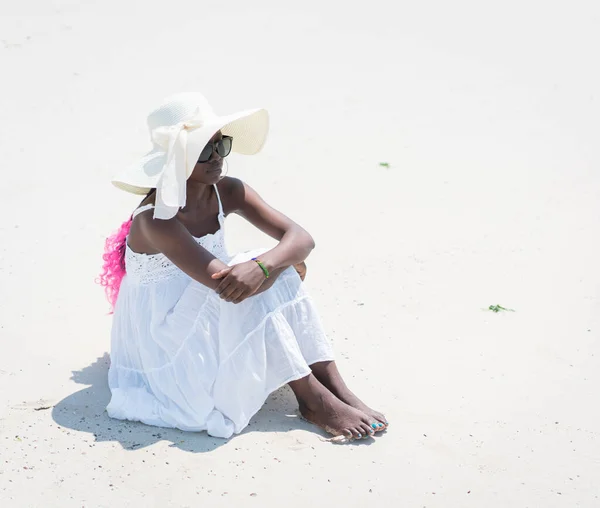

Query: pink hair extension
left=97, top=217, right=132, bottom=312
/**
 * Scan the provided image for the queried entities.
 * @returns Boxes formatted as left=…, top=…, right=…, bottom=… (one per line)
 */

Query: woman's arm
left=135, top=210, right=229, bottom=290
left=212, top=178, right=315, bottom=303
left=232, top=179, right=315, bottom=272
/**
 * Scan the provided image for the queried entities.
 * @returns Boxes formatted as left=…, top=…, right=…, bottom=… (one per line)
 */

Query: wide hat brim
left=112, top=108, right=269, bottom=195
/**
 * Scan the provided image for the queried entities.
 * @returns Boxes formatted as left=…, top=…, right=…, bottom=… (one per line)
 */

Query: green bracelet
left=251, top=257, right=270, bottom=279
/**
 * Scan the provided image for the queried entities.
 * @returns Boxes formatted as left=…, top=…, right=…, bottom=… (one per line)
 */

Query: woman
left=100, top=93, right=387, bottom=442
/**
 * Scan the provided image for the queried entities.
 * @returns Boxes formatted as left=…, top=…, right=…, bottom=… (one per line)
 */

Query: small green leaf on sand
left=488, top=304, right=515, bottom=313
left=379, top=162, right=391, bottom=168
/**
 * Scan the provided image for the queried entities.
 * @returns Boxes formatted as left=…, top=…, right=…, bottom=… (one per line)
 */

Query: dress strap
left=132, top=203, right=154, bottom=219
left=213, top=184, right=224, bottom=216
left=133, top=189, right=222, bottom=219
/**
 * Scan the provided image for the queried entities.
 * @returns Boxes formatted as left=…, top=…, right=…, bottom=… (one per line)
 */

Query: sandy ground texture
left=1, top=1, right=599, bottom=506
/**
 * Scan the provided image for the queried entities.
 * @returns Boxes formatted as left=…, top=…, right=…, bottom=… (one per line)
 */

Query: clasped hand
left=212, top=260, right=265, bottom=304
left=212, top=261, right=307, bottom=304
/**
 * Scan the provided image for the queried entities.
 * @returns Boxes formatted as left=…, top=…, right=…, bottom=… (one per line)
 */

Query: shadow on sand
left=52, top=354, right=323, bottom=453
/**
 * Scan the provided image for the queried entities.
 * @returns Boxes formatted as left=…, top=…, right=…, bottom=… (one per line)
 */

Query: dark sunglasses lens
left=217, top=137, right=232, bottom=157
left=198, top=144, right=212, bottom=163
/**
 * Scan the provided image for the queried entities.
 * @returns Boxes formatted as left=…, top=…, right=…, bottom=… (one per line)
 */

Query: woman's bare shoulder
left=216, top=177, right=246, bottom=214
left=128, top=195, right=180, bottom=254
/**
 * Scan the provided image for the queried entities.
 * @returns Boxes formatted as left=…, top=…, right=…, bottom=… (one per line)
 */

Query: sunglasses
left=198, top=136, right=233, bottom=163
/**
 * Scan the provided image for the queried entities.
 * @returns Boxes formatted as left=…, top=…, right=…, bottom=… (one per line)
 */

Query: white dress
left=107, top=185, right=334, bottom=438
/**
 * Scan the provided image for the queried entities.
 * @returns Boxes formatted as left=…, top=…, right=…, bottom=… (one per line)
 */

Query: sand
left=1, top=1, right=599, bottom=506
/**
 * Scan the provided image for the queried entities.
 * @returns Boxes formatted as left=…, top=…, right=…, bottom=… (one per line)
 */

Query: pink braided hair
left=97, top=190, right=155, bottom=312
left=97, top=217, right=132, bottom=312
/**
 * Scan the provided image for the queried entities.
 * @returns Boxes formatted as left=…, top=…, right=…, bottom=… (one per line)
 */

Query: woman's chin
left=206, top=170, right=222, bottom=183
left=192, top=168, right=222, bottom=184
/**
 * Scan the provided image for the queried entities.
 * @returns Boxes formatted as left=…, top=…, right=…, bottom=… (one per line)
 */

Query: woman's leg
left=310, top=360, right=387, bottom=430
left=288, top=373, right=377, bottom=440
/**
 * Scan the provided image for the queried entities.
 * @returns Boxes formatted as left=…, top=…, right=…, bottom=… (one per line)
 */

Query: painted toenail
left=378, top=423, right=384, bottom=427
left=357, top=434, right=361, bottom=438
left=371, top=423, right=378, bottom=429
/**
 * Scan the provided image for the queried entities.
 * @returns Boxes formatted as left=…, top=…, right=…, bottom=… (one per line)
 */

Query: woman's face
left=189, top=131, right=224, bottom=185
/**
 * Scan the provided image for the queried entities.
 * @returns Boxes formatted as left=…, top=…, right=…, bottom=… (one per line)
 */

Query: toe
left=341, top=429, right=353, bottom=440
left=361, top=423, right=374, bottom=438
left=361, top=414, right=377, bottom=431
left=351, top=428, right=363, bottom=440
left=374, top=412, right=388, bottom=426
left=369, top=412, right=387, bottom=429
left=369, top=421, right=382, bottom=433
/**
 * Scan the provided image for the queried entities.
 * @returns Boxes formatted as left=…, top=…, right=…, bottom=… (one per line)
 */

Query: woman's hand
left=212, top=261, right=268, bottom=304
left=294, top=261, right=307, bottom=281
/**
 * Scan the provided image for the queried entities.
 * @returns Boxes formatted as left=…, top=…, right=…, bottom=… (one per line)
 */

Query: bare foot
left=333, top=391, right=387, bottom=430
left=310, top=361, right=388, bottom=432
left=289, top=374, right=376, bottom=441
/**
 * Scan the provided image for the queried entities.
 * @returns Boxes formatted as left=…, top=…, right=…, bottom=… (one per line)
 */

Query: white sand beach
left=1, top=0, right=599, bottom=506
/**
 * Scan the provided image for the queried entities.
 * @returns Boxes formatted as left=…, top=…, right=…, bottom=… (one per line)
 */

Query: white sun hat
left=112, top=92, right=269, bottom=220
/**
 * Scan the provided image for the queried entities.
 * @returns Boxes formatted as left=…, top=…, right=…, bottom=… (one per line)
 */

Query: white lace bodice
left=125, top=186, right=228, bottom=285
